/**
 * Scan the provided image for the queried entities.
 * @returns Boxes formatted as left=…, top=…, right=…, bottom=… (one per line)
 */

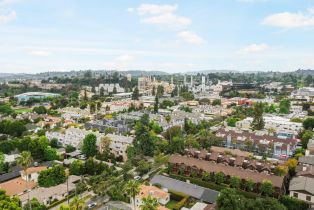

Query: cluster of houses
left=215, top=127, right=299, bottom=159
left=0, top=163, right=80, bottom=206
left=169, top=147, right=286, bottom=197
left=289, top=139, right=314, bottom=207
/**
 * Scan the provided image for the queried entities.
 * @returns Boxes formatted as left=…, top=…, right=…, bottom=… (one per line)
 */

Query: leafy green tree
left=212, top=99, right=221, bottom=106
left=49, top=138, right=59, bottom=148
left=23, top=198, right=47, bottom=210
left=89, top=102, right=96, bottom=114
left=249, top=197, right=286, bottom=210
left=279, top=195, right=309, bottom=210
left=96, top=101, right=102, bottom=111
left=126, top=145, right=136, bottom=160
left=82, top=133, right=97, bottom=157
left=171, top=86, right=178, bottom=97
left=260, top=180, right=274, bottom=196
left=136, top=160, right=151, bottom=176
left=38, top=165, right=66, bottom=187
left=279, top=99, right=291, bottom=114
left=0, top=190, right=22, bottom=210
left=300, top=130, right=313, bottom=149
left=69, top=160, right=85, bottom=175
left=164, top=126, right=182, bottom=141
left=168, top=136, right=185, bottom=154
left=214, top=172, right=225, bottom=185
left=132, top=87, right=139, bottom=100
left=180, top=91, right=194, bottom=101
left=230, top=176, right=241, bottom=188
left=251, top=102, right=265, bottom=130
left=304, top=75, right=313, bottom=86
left=65, top=145, right=76, bottom=153
left=125, top=180, right=141, bottom=210
left=100, top=87, right=105, bottom=97
left=32, top=106, right=47, bottom=114
left=0, top=152, right=4, bottom=173
left=216, top=188, right=243, bottom=210
left=152, top=86, right=156, bottom=96
left=179, top=105, right=192, bottom=113
left=153, top=153, right=168, bottom=167
left=140, top=195, right=159, bottom=210
left=185, top=134, right=200, bottom=149
left=133, top=114, right=156, bottom=156
left=58, top=204, right=70, bottom=210
left=43, top=147, right=58, bottom=161
left=227, top=117, right=239, bottom=127
left=303, top=117, right=314, bottom=130
left=113, top=86, right=117, bottom=94
left=157, top=85, right=164, bottom=97
left=154, top=95, right=159, bottom=113
left=0, top=104, right=14, bottom=116
left=0, top=119, right=26, bottom=137
left=244, top=179, right=255, bottom=192
left=29, top=136, right=49, bottom=160
left=69, top=196, right=85, bottom=210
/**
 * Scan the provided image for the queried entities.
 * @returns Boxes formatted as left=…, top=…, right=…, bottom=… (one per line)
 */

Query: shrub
left=173, top=197, right=188, bottom=210
left=279, top=195, right=309, bottom=210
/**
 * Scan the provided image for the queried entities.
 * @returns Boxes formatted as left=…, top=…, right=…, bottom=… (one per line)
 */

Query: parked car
left=87, top=202, right=97, bottom=209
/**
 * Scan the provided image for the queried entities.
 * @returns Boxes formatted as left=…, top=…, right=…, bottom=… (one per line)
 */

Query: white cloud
left=132, top=3, right=191, bottom=29
left=127, top=7, right=134, bottom=13
left=238, top=43, right=269, bottom=53
left=137, top=4, right=177, bottom=15
left=28, top=50, right=52, bottom=57
left=177, top=31, right=204, bottom=44
left=0, top=10, right=16, bottom=24
left=115, top=54, right=135, bottom=62
left=309, top=8, right=314, bottom=14
left=142, top=13, right=191, bottom=28
left=262, top=9, right=314, bottom=28
left=104, top=54, right=135, bottom=70
left=237, top=0, right=269, bottom=2
left=0, top=0, right=19, bottom=5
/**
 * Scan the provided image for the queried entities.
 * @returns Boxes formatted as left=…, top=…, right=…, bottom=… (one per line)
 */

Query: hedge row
left=168, top=189, right=189, bottom=210
left=173, top=197, right=188, bottom=210
left=169, top=173, right=258, bottom=199
left=47, top=193, right=75, bottom=209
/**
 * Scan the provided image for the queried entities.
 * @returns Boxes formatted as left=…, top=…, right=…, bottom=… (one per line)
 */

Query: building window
left=293, top=192, right=298, bottom=198
left=306, top=195, right=311, bottom=201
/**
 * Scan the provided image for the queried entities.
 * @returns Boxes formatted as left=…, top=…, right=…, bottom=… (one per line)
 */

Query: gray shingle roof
left=299, top=156, right=314, bottom=165
left=150, top=175, right=219, bottom=204
left=289, top=176, right=314, bottom=195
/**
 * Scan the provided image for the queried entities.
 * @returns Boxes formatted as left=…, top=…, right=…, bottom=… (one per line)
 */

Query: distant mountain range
left=1, top=69, right=314, bottom=80
left=295, top=69, right=314, bottom=75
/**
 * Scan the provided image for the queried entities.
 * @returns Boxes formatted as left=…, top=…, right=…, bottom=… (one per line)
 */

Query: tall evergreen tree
left=251, top=102, right=265, bottom=130
left=132, top=87, right=139, bottom=100
left=154, top=95, right=159, bottom=113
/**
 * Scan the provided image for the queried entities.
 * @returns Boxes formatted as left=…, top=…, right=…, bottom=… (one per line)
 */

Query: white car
left=87, top=202, right=97, bottom=209
left=134, top=176, right=141, bottom=181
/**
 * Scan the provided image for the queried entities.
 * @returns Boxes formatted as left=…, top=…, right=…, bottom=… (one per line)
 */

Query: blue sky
left=0, top=0, right=314, bottom=73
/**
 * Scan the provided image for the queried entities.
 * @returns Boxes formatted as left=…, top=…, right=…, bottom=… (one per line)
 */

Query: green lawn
left=14, top=108, right=32, bottom=113
left=166, top=200, right=179, bottom=209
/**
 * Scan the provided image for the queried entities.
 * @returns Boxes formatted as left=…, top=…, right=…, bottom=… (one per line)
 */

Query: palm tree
left=16, top=151, right=33, bottom=210
left=70, top=196, right=85, bottom=210
left=140, top=195, right=159, bottom=210
left=125, top=180, right=141, bottom=210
